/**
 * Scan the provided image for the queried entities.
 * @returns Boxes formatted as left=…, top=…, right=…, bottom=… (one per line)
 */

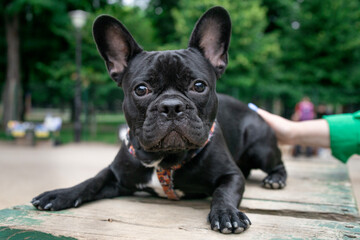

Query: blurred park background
left=1, top=0, right=360, bottom=144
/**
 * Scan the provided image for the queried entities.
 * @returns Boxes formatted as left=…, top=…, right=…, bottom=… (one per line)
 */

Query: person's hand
left=248, top=103, right=330, bottom=147
left=248, top=103, right=296, bottom=145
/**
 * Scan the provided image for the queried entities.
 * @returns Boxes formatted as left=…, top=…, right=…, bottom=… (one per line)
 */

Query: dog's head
left=93, top=6, right=231, bottom=154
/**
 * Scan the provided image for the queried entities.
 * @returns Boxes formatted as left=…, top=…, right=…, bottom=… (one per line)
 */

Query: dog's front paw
left=262, top=164, right=287, bottom=189
left=31, top=188, right=83, bottom=211
left=208, top=207, right=251, bottom=234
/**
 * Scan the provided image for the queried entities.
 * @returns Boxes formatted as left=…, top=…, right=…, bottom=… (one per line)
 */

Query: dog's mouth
left=138, top=110, right=210, bottom=153
left=144, top=130, right=200, bottom=153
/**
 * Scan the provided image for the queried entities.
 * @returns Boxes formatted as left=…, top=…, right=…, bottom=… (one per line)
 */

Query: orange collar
left=127, top=121, right=216, bottom=200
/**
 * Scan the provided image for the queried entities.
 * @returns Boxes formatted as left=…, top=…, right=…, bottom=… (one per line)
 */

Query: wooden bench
left=1, top=157, right=359, bottom=239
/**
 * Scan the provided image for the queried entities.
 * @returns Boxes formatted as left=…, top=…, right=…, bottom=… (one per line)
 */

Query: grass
left=59, top=122, right=121, bottom=144
left=94, top=113, right=126, bottom=124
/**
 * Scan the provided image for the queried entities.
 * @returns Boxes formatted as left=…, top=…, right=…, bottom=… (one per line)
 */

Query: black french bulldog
left=32, top=6, right=287, bottom=234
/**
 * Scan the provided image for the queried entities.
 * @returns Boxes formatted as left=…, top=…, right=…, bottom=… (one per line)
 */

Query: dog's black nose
left=158, top=99, right=185, bottom=118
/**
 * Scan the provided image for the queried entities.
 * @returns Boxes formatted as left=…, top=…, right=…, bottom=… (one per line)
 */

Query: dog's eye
left=134, top=85, right=150, bottom=97
left=192, top=81, right=207, bottom=93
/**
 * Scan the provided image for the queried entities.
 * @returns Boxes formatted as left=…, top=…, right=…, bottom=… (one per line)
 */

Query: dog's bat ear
left=93, top=15, right=143, bottom=86
left=188, top=6, right=231, bottom=78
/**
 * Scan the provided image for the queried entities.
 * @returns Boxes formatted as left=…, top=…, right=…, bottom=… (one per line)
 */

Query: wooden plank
left=241, top=198, right=358, bottom=222
left=0, top=200, right=359, bottom=240
left=246, top=158, right=355, bottom=206
left=243, top=157, right=358, bottom=218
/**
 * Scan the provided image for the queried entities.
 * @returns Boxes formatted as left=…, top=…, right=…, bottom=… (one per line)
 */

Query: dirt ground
left=0, top=141, right=359, bottom=212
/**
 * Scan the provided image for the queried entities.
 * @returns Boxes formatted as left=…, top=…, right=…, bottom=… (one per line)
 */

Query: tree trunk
left=2, top=13, right=21, bottom=129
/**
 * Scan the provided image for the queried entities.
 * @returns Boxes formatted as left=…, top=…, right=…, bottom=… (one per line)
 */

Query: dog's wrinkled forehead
left=123, top=49, right=217, bottom=91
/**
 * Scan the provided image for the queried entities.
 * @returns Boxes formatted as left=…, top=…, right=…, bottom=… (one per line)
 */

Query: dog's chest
left=136, top=168, right=185, bottom=199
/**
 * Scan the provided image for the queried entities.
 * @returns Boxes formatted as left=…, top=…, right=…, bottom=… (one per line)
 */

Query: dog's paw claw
left=211, top=221, right=220, bottom=231
left=44, top=203, right=53, bottom=210
left=31, top=199, right=40, bottom=206
left=74, top=199, right=82, bottom=208
left=271, top=182, right=280, bottom=189
left=244, top=219, right=251, bottom=226
left=232, top=221, right=238, bottom=228
left=221, top=227, right=232, bottom=234
left=234, top=227, right=245, bottom=234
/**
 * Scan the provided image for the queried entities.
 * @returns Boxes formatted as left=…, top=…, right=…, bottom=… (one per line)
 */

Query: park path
left=0, top=141, right=359, bottom=211
left=0, top=141, right=117, bottom=209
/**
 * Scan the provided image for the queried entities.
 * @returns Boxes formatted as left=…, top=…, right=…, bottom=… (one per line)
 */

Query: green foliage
left=264, top=0, right=360, bottom=106
left=146, top=0, right=179, bottom=44
left=31, top=60, right=75, bottom=106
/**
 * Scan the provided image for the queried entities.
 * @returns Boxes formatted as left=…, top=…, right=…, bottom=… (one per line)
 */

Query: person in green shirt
left=248, top=103, right=360, bottom=163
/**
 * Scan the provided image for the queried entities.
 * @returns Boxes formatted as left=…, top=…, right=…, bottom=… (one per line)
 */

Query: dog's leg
left=245, top=143, right=287, bottom=189
left=32, top=167, right=130, bottom=211
left=258, top=145, right=287, bottom=189
left=208, top=174, right=251, bottom=234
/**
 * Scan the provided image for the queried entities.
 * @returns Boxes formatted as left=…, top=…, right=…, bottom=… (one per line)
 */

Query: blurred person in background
left=292, top=96, right=316, bottom=157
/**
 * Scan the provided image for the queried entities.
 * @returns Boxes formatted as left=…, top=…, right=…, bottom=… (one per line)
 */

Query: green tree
left=263, top=0, right=360, bottom=109
left=2, top=0, right=22, bottom=128
left=1, top=0, right=96, bottom=126
left=146, top=0, right=179, bottom=44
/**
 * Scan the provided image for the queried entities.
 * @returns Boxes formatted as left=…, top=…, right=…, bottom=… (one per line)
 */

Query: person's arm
left=249, top=104, right=360, bottom=163
left=248, top=103, right=330, bottom=147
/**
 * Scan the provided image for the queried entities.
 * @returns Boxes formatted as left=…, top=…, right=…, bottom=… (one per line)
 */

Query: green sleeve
left=323, top=111, right=360, bottom=163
